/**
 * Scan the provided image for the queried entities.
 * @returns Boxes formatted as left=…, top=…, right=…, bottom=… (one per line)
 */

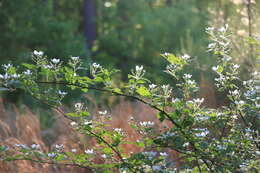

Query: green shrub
left=0, top=26, right=259, bottom=172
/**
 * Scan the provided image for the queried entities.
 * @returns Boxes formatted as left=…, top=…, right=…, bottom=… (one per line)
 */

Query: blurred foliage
left=93, top=0, right=212, bottom=82
left=0, top=0, right=89, bottom=65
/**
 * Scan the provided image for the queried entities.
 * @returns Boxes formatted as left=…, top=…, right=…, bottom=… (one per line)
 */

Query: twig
left=35, top=80, right=216, bottom=171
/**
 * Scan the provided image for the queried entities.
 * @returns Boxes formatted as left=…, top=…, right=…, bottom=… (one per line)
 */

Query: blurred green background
left=0, top=0, right=259, bottom=128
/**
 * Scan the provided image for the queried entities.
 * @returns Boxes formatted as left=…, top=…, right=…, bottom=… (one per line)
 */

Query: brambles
left=0, top=27, right=259, bottom=172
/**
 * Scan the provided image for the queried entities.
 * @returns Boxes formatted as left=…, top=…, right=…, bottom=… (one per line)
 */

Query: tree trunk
left=83, top=0, right=97, bottom=49
left=166, top=0, right=172, bottom=6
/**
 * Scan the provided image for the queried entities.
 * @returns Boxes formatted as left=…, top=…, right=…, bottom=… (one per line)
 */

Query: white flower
left=181, top=54, right=191, bottom=60
left=229, top=90, right=239, bottom=96
left=98, top=110, right=107, bottom=115
left=159, top=152, right=168, bottom=156
left=152, top=165, right=161, bottom=171
left=234, top=100, right=245, bottom=105
left=58, top=90, right=67, bottom=96
left=161, top=85, right=168, bottom=89
left=208, top=43, right=216, bottom=49
left=140, top=121, right=154, bottom=127
left=92, top=63, right=101, bottom=69
left=11, top=74, right=20, bottom=78
left=233, top=64, right=240, bottom=69
left=252, top=71, right=259, bottom=77
left=33, top=50, right=44, bottom=56
left=43, top=64, right=53, bottom=69
left=172, top=98, right=180, bottom=103
left=71, top=149, right=77, bottom=153
left=218, top=27, right=226, bottom=32
left=149, top=84, right=157, bottom=90
left=70, top=122, right=77, bottom=126
left=206, top=27, right=214, bottom=31
left=131, top=65, right=146, bottom=80
left=47, top=153, right=56, bottom=158
left=187, top=80, right=196, bottom=85
left=193, top=98, right=204, bottom=105
left=128, top=116, right=134, bottom=121
left=114, top=128, right=124, bottom=135
left=84, top=120, right=92, bottom=126
left=23, top=70, right=32, bottom=75
left=14, top=144, right=28, bottom=149
left=31, top=144, right=40, bottom=150
left=85, top=149, right=94, bottom=154
left=3, top=64, right=13, bottom=70
left=55, top=144, right=64, bottom=150
left=74, top=102, right=83, bottom=110
left=101, top=154, right=107, bottom=158
left=51, top=58, right=60, bottom=64
left=183, top=142, right=189, bottom=147
left=164, top=52, right=169, bottom=56
left=104, top=2, right=112, bottom=7
left=135, top=65, right=143, bottom=72
left=212, top=66, right=218, bottom=71
left=184, top=74, right=192, bottom=79
left=161, top=131, right=175, bottom=138
left=71, top=56, right=79, bottom=61
left=194, top=128, right=209, bottom=137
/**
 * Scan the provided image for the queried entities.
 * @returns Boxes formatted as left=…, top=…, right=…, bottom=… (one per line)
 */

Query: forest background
left=0, top=0, right=259, bottom=172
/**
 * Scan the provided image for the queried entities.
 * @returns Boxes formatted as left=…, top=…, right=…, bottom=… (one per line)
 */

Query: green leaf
left=4, top=157, right=16, bottom=161
left=22, top=63, right=36, bottom=70
left=182, top=116, right=194, bottom=128
left=157, top=111, right=165, bottom=122
left=65, top=113, right=82, bottom=117
left=55, top=154, right=65, bottom=161
left=162, top=53, right=186, bottom=65
left=216, top=66, right=224, bottom=73
left=136, top=86, right=151, bottom=97
left=113, top=88, right=123, bottom=94
left=93, top=76, right=103, bottom=83
left=103, top=147, right=113, bottom=155
left=0, top=146, right=8, bottom=151
left=81, top=111, right=90, bottom=117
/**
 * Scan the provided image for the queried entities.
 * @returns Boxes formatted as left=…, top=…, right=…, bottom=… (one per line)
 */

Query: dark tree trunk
left=83, top=0, right=97, bottom=49
left=166, top=0, right=172, bottom=5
